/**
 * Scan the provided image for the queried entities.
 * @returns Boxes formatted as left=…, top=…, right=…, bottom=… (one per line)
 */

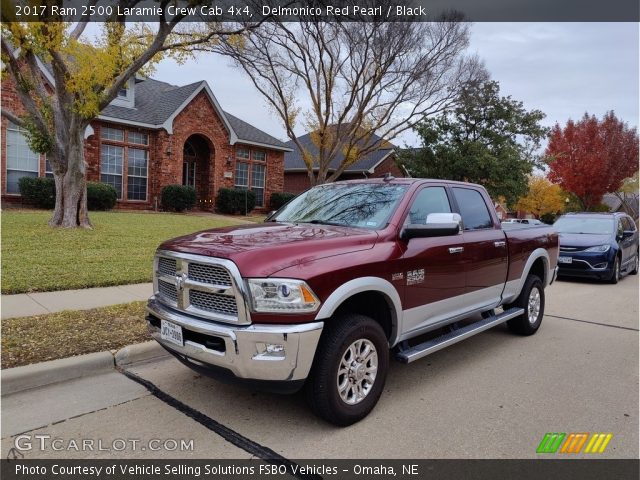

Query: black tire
left=630, top=251, right=639, bottom=275
left=305, top=314, right=389, bottom=426
left=505, top=274, right=545, bottom=336
left=607, top=256, right=621, bottom=284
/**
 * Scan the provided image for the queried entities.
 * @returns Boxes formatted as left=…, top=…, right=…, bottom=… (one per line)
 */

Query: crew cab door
left=451, top=187, right=509, bottom=309
left=398, top=185, right=467, bottom=335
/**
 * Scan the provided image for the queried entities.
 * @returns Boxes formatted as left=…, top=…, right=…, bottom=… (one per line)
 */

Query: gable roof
left=284, top=131, right=396, bottom=173
left=98, top=78, right=290, bottom=151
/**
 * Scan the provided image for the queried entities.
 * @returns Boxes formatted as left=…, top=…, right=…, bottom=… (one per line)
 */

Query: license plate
left=558, top=256, right=573, bottom=264
left=160, top=320, right=183, bottom=346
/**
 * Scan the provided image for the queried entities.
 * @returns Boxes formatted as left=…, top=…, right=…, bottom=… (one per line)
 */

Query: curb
left=1, top=341, right=169, bottom=396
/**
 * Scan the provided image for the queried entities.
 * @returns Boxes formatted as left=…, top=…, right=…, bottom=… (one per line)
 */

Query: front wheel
left=505, top=274, right=545, bottom=336
left=305, top=314, right=389, bottom=426
left=607, top=256, right=621, bottom=284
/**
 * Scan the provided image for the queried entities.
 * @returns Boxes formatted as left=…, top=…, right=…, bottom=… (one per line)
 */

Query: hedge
left=87, top=182, right=117, bottom=211
left=161, top=184, right=197, bottom=212
left=18, top=177, right=55, bottom=209
left=270, top=192, right=296, bottom=210
left=216, top=188, right=256, bottom=215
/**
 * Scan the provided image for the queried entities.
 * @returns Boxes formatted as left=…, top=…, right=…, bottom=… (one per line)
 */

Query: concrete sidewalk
left=1, top=283, right=153, bottom=320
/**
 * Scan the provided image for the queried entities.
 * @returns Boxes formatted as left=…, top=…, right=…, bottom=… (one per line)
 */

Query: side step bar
left=395, top=307, right=525, bottom=364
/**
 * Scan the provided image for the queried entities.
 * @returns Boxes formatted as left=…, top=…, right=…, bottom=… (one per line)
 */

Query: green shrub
left=87, top=182, right=117, bottom=211
left=216, top=188, right=256, bottom=215
left=270, top=192, right=296, bottom=210
left=18, top=177, right=56, bottom=209
left=161, top=184, right=196, bottom=212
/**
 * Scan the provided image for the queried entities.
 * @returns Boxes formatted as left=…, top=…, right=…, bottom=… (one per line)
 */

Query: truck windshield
left=553, top=217, right=614, bottom=235
left=273, top=183, right=408, bottom=229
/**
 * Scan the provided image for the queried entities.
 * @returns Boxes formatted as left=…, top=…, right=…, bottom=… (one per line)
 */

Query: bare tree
left=1, top=1, right=262, bottom=228
left=216, top=14, right=486, bottom=185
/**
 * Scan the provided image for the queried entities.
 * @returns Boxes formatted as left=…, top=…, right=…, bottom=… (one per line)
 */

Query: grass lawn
left=1, top=210, right=244, bottom=294
left=1, top=302, right=148, bottom=368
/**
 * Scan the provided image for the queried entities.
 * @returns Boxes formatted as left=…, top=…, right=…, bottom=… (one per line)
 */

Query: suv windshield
left=553, top=216, right=614, bottom=235
left=273, top=183, right=408, bottom=229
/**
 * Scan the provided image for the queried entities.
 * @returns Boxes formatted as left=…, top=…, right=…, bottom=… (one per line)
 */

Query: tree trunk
left=49, top=127, right=92, bottom=228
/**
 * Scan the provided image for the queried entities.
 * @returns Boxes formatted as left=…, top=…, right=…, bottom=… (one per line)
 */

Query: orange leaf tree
left=515, top=176, right=565, bottom=218
left=546, top=112, right=638, bottom=211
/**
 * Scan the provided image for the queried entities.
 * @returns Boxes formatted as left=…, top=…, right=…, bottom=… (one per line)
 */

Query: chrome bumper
left=146, top=298, right=323, bottom=382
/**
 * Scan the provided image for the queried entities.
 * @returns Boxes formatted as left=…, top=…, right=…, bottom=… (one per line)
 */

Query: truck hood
left=159, top=222, right=378, bottom=277
left=558, top=232, right=612, bottom=248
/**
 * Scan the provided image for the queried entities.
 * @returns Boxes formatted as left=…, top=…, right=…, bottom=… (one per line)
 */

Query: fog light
left=253, top=342, right=286, bottom=360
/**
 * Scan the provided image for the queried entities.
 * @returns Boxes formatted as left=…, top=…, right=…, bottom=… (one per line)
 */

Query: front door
left=399, top=185, right=467, bottom=336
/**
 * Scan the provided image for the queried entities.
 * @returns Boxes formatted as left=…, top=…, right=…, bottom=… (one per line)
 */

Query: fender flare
left=314, top=276, right=402, bottom=342
left=503, top=248, right=551, bottom=304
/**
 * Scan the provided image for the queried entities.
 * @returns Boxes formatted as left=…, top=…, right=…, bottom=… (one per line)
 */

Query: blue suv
left=554, top=212, right=639, bottom=283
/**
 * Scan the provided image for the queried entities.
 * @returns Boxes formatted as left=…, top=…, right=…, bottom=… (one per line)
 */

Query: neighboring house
left=283, top=131, right=405, bottom=193
left=2, top=73, right=291, bottom=211
left=602, top=192, right=639, bottom=221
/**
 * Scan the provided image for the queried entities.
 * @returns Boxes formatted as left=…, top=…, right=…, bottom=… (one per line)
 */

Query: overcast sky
left=151, top=22, right=639, bottom=147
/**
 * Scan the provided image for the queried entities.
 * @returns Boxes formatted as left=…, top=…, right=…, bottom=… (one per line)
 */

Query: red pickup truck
left=147, top=178, right=559, bottom=425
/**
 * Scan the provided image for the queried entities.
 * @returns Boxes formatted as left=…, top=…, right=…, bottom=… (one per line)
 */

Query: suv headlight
left=584, top=245, right=610, bottom=253
left=247, top=279, right=320, bottom=313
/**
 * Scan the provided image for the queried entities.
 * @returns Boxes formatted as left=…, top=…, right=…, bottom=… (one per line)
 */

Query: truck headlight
left=584, top=245, right=610, bottom=253
left=247, top=279, right=320, bottom=313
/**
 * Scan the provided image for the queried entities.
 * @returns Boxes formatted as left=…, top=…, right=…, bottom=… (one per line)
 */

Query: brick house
left=283, top=131, right=405, bottom=193
left=1, top=72, right=291, bottom=211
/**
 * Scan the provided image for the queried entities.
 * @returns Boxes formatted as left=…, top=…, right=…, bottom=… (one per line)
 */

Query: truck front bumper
left=146, top=298, right=323, bottom=389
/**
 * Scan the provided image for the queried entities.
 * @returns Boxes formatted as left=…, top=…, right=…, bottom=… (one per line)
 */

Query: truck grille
left=153, top=251, right=248, bottom=324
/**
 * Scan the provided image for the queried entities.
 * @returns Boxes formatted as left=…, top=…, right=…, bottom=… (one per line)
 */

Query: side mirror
left=401, top=213, right=462, bottom=240
left=622, top=230, right=634, bottom=239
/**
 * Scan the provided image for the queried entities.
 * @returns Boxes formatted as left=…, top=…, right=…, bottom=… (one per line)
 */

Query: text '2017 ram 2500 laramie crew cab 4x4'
left=147, top=178, right=559, bottom=425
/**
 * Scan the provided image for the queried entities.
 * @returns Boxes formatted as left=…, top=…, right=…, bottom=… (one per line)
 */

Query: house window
left=101, top=127, right=124, bottom=142
left=127, top=148, right=148, bottom=201
left=252, top=164, right=266, bottom=207
left=129, top=132, right=148, bottom=146
left=252, top=150, right=266, bottom=162
left=117, top=87, right=128, bottom=98
left=234, top=147, right=269, bottom=208
left=45, top=158, right=54, bottom=178
left=6, top=122, right=40, bottom=194
left=235, top=162, right=249, bottom=188
left=100, top=145, right=123, bottom=198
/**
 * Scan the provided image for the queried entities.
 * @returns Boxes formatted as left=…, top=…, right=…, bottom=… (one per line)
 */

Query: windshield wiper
left=304, top=219, right=347, bottom=227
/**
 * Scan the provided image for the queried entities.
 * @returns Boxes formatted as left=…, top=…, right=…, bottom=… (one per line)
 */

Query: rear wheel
left=607, top=256, right=621, bottom=284
left=305, top=314, right=389, bottom=426
left=505, top=274, right=545, bottom=336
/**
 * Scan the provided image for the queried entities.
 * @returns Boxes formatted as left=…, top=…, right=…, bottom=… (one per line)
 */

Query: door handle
left=449, top=247, right=464, bottom=254
left=494, top=241, right=506, bottom=247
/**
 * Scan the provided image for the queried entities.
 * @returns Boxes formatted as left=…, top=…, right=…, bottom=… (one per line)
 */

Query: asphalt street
left=2, top=274, right=638, bottom=460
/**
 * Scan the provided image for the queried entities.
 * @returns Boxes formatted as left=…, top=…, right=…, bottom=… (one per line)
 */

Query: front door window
left=182, top=161, right=196, bottom=187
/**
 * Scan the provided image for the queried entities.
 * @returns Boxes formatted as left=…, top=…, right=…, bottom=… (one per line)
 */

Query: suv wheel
left=608, top=256, right=621, bottom=284
left=630, top=252, right=639, bottom=275
left=305, top=314, right=389, bottom=426
left=505, top=274, right=545, bottom=336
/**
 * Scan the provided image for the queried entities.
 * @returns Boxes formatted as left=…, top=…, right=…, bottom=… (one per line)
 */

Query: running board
left=395, top=307, right=525, bottom=364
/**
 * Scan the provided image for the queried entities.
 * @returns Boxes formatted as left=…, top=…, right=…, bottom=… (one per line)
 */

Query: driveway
left=2, top=275, right=638, bottom=460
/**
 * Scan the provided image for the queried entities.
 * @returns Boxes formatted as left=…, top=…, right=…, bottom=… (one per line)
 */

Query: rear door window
left=452, top=188, right=493, bottom=230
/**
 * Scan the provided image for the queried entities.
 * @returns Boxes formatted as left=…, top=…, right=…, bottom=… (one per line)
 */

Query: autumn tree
left=215, top=16, right=485, bottom=186
left=400, top=81, right=548, bottom=205
left=515, top=176, right=565, bottom=219
left=1, top=3, right=259, bottom=228
left=546, top=112, right=639, bottom=211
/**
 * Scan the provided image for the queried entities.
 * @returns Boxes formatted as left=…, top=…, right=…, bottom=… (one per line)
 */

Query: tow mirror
left=401, top=213, right=462, bottom=240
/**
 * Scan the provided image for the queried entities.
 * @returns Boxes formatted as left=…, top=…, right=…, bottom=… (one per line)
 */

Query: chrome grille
left=189, top=290, right=238, bottom=316
left=158, top=257, right=177, bottom=276
left=158, top=279, right=178, bottom=303
left=153, top=251, right=249, bottom=325
left=188, top=263, right=232, bottom=286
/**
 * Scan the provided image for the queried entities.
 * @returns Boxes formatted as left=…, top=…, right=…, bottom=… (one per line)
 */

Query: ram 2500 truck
left=147, top=178, right=559, bottom=425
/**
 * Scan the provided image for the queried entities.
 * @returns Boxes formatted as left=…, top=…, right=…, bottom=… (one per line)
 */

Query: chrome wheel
left=527, top=287, right=541, bottom=325
left=336, top=339, right=378, bottom=405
